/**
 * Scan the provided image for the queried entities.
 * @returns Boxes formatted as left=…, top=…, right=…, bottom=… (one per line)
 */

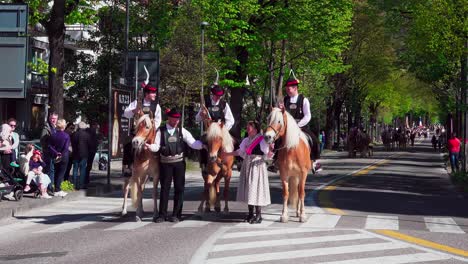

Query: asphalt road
left=0, top=137, right=467, bottom=264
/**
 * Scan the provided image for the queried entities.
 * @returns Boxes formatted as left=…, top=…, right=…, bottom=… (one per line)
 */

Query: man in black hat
left=268, top=75, right=321, bottom=173
left=123, top=82, right=162, bottom=128
left=146, top=108, right=204, bottom=223
left=196, top=84, right=235, bottom=130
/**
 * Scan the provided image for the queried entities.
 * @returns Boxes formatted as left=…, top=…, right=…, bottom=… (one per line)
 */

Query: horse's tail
left=130, top=176, right=139, bottom=208
left=209, top=181, right=217, bottom=208
left=288, top=176, right=299, bottom=209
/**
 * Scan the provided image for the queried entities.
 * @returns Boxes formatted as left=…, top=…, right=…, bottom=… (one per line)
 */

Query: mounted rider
left=122, top=66, right=162, bottom=177
left=268, top=70, right=321, bottom=173
left=196, top=71, right=235, bottom=175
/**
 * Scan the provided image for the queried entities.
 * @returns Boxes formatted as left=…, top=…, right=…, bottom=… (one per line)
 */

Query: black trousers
left=159, top=161, right=186, bottom=218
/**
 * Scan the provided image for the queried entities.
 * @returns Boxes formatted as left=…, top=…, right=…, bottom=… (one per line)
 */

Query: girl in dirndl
left=223, top=121, right=272, bottom=224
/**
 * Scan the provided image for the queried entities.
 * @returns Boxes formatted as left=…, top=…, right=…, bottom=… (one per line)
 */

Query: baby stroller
left=0, top=166, right=24, bottom=201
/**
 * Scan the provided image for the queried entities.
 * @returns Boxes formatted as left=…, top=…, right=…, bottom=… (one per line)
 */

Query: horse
left=198, top=121, right=235, bottom=213
left=121, top=114, right=160, bottom=221
left=347, top=128, right=371, bottom=158
left=264, top=107, right=311, bottom=223
left=381, top=129, right=392, bottom=151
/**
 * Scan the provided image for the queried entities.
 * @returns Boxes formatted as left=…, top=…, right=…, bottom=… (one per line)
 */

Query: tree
left=13, top=0, right=98, bottom=117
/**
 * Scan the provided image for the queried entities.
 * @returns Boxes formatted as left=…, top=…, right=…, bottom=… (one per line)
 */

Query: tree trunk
left=46, top=0, right=66, bottom=117
left=230, top=45, right=248, bottom=140
left=275, top=39, right=287, bottom=103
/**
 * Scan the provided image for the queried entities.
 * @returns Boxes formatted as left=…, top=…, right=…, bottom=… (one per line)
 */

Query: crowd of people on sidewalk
left=0, top=114, right=102, bottom=200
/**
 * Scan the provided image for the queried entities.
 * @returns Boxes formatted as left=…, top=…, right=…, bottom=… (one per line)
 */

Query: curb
left=0, top=183, right=123, bottom=221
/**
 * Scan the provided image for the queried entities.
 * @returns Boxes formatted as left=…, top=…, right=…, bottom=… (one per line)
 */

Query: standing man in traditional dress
left=268, top=72, right=321, bottom=173
left=146, top=108, right=204, bottom=223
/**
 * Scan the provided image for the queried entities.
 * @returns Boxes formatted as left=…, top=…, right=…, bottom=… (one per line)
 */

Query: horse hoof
left=299, top=215, right=307, bottom=223
left=215, top=207, right=221, bottom=213
left=205, top=207, right=211, bottom=213
left=135, top=216, right=142, bottom=222
left=280, top=216, right=288, bottom=223
left=198, top=207, right=204, bottom=213
left=223, top=208, right=229, bottom=214
left=121, top=211, right=127, bottom=217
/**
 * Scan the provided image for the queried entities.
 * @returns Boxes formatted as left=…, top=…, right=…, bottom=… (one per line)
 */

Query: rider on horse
left=196, top=76, right=235, bottom=176
left=268, top=72, right=321, bottom=173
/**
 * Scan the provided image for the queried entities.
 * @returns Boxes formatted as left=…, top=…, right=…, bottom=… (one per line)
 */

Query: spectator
left=48, top=119, right=70, bottom=197
left=7, top=118, right=19, bottom=162
left=18, top=143, right=34, bottom=174
left=71, top=122, right=91, bottom=190
left=40, top=112, right=58, bottom=191
left=0, top=124, right=18, bottom=170
left=319, top=130, right=325, bottom=152
left=86, top=122, right=100, bottom=186
left=447, top=132, right=461, bottom=173
left=24, top=150, right=52, bottom=199
left=64, top=122, right=76, bottom=181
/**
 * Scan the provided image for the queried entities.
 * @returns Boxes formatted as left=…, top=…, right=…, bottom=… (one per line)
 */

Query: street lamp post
left=200, top=21, right=209, bottom=135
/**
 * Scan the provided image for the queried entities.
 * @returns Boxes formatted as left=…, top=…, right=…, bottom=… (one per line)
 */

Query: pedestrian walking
left=71, top=122, right=91, bottom=190
left=48, top=119, right=70, bottom=197
left=146, top=108, right=204, bottom=223
left=222, top=121, right=272, bottom=224
left=40, top=112, right=58, bottom=191
left=447, top=132, right=461, bottom=173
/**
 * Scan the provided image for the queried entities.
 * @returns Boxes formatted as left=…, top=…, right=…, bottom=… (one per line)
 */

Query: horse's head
left=206, top=121, right=232, bottom=163
left=264, top=107, right=286, bottom=144
left=132, top=114, right=155, bottom=154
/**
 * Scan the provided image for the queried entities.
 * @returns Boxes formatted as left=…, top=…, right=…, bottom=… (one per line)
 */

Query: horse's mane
left=134, top=114, right=156, bottom=155
left=268, top=107, right=308, bottom=149
left=136, top=114, right=153, bottom=130
left=206, top=122, right=234, bottom=152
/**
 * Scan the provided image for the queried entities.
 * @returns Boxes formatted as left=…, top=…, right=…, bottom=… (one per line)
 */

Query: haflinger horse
left=348, top=128, right=371, bottom=158
left=264, top=107, right=311, bottom=223
left=198, top=120, right=235, bottom=213
left=121, top=114, right=160, bottom=221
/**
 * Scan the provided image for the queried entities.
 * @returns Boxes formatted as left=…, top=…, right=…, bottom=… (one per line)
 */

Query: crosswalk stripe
left=36, top=215, right=98, bottom=233
left=424, top=217, right=465, bottom=234
left=222, top=228, right=333, bottom=239
left=173, top=220, right=211, bottom=228
left=212, top=233, right=374, bottom=252
left=205, top=242, right=407, bottom=264
left=365, top=215, right=399, bottom=230
left=317, top=252, right=451, bottom=264
left=105, top=221, right=152, bottom=231
left=300, top=214, right=341, bottom=228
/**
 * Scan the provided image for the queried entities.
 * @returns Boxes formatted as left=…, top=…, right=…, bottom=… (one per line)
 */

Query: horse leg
left=214, top=176, right=222, bottom=213
left=280, top=176, right=289, bottom=223
left=121, top=178, right=130, bottom=216
left=135, top=175, right=148, bottom=222
left=223, top=170, right=232, bottom=214
left=298, top=175, right=307, bottom=222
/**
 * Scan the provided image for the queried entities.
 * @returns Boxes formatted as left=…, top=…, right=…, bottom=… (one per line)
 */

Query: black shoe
left=244, top=214, right=254, bottom=222
left=267, top=165, right=278, bottom=173
left=168, top=216, right=180, bottom=223
left=153, top=216, right=165, bottom=223
left=250, top=215, right=262, bottom=224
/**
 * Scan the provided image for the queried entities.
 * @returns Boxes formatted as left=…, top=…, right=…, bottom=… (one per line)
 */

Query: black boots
left=245, top=205, right=254, bottom=222
left=249, top=206, right=262, bottom=224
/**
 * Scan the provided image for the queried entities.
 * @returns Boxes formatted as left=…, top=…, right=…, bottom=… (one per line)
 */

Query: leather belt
left=160, top=153, right=184, bottom=163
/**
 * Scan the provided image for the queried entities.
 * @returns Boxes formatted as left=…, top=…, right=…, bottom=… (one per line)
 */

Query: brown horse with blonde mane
left=264, top=107, right=311, bottom=223
left=198, top=120, right=235, bottom=213
left=121, top=114, right=160, bottom=221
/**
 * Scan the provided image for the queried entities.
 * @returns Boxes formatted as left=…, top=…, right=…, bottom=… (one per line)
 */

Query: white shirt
left=236, top=134, right=270, bottom=159
left=287, top=94, right=311, bottom=128
left=148, top=124, right=203, bottom=153
left=195, top=97, right=235, bottom=131
left=123, top=99, right=162, bottom=128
